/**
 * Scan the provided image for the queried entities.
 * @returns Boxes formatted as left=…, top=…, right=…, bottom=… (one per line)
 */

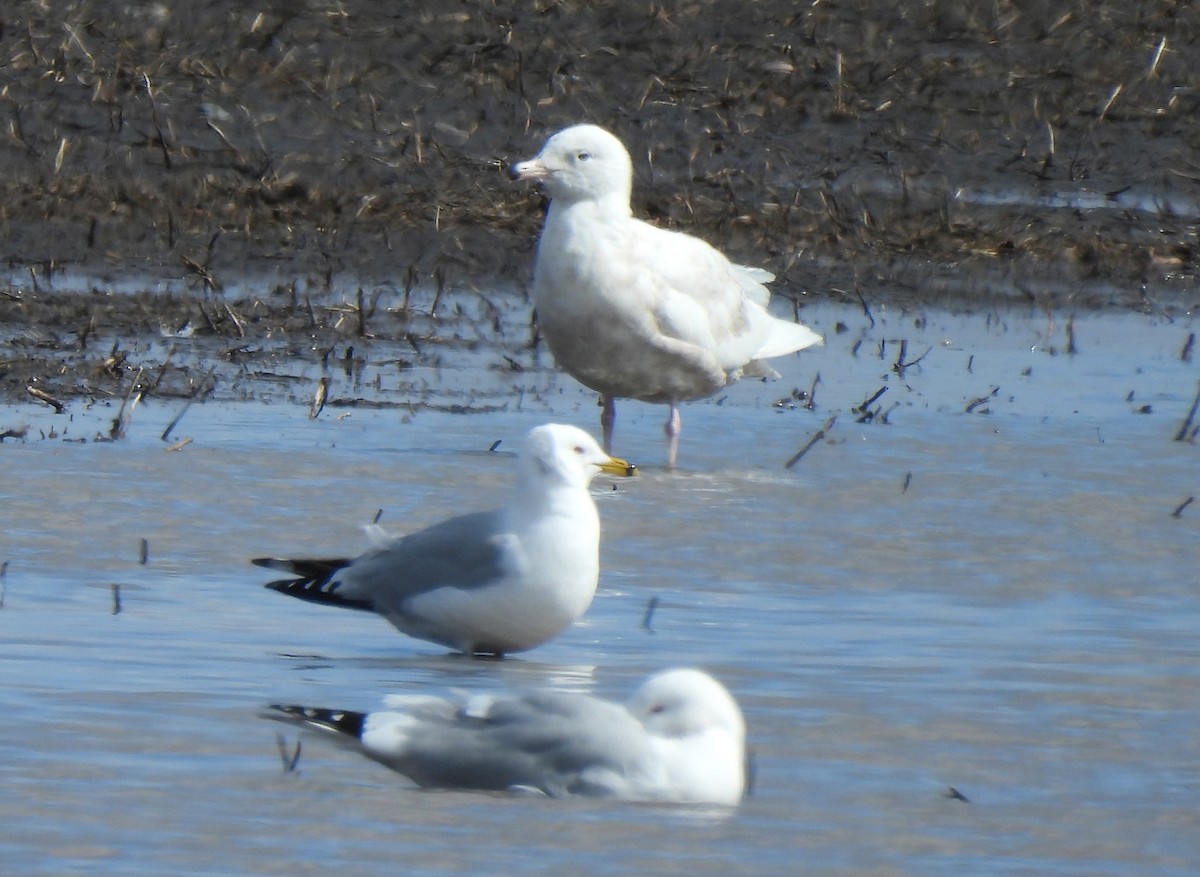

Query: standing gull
left=512, top=124, right=822, bottom=466
left=254, top=423, right=634, bottom=657
left=265, top=668, right=747, bottom=805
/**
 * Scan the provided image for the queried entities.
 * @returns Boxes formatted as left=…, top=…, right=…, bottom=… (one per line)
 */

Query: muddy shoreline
left=1, top=2, right=1198, bottom=407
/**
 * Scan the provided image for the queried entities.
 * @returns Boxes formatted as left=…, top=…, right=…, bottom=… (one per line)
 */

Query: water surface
left=2, top=301, right=1198, bottom=876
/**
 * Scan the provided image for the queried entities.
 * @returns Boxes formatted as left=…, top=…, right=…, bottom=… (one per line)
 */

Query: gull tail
left=252, top=557, right=374, bottom=611
left=264, top=704, right=366, bottom=741
left=754, top=319, right=823, bottom=359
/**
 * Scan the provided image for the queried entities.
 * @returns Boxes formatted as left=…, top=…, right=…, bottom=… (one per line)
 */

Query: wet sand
left=1, top=1, right=1198, bottom=406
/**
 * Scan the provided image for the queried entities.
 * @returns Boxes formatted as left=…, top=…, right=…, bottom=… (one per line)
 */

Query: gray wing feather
left=342, top=509, right=511, bottom=608
left=373, top=691, right=647, bottom=795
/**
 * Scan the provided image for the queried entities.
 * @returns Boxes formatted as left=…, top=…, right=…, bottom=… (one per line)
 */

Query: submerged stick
left=965, top=387, right=1000, bottom=414
left=855, top=288, right=875, bottom=328
left=804, top=372, right=821, bottom=410
left=309, top=376, right=330, bottom=419
left=785, top=415, right=837, bottom=469
left=1175, top=381, right=1200, bottom=442
left=275, top=733, right=302, bottom=772
left=162, top=366, right=217, bottom=441
left=1172, top=497, right=1194, bottom=519
left=27, top=386, right=66, bottom=413
left=854, top=386, right=888, bottom=413
left=894, top=344, right=932, bottom=377
left=111, top=584, right=122, bottom=615
left=641, top=596, right=659, bottom=633
left=110, top=368, right=146, bottom=440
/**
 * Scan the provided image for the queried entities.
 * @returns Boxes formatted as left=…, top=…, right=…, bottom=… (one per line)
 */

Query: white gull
left=266, top=668, right=747, bottom=805
left=254, top=423, right=634, bottom=657
left=512, top=123, right=822, bottom=466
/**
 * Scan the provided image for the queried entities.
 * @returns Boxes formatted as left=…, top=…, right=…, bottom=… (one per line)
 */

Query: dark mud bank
left=1, top=2, right=1198, bottom=406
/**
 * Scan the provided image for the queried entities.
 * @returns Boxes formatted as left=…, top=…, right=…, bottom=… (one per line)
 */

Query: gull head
left=628, top=668, right=746, bottom=743
left=520, top=423, right=636, bottom=489
left=510, top=124, right=633, bottom=207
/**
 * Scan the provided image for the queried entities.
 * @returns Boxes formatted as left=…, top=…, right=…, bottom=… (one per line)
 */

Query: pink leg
left=600, top=394, right=616, bottom=454
left=664, top=403, right=681, bottom=468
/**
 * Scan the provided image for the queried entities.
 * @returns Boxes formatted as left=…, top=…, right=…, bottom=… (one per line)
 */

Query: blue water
left=1, top=301, right=1198, bottom=875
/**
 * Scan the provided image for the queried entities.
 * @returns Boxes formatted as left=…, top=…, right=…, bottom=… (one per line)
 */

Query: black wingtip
left=266, top=704, right=367, bottom=739
left=263, top=576, right=374, bottom=612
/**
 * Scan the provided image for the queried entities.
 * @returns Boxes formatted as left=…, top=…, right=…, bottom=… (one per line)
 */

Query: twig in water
left=1181, top=332, right=1195, bottom=363
left=111, top=584, right=122, bottom=615
left=356, top=287, right=369, bottom=337
left=785, top=415, right=837, bottom=469
left=1174, top=381, right=1200, bottom=442
left=854, top=386, right=888, bottom=415
left=27, top=386, right=66, bottom=413
left=139, top=539, right=149, bottom=565
left=944, top=786, right=970, bottom=803
left=0, top=560, right=7, bottom=608
left=373, top=509, right=384, bottom=524
left=276, top=733, right=302, bottom=772
left=1172, top=496, right=1194, bottom=519
left=489, top=440, right=502, bottom=452
left=902, top=472, right=912, bottom=493
left=146, top=344, right=176, bottom=394
left=1066, top=315, right=1078, bottom=355
left=855, top=287, right=875, bottom=328
left=965, top=387, right=1000, bottom=414
left=641, top=596, right=659, bottom=633
left=309, top=376, right=330, bottom=419
left=893, top=343, right=932, bottom=378
left=111, top=368, right=146, bottom=440
left=162, top=366, right=217, bottom=441
left=804, top=372, right=821, bottom=411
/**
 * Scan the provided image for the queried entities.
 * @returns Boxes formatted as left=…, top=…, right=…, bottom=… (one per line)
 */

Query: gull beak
left=510, top=158, right=551, bottom=182
left=599, top=455, right=637, bottom=477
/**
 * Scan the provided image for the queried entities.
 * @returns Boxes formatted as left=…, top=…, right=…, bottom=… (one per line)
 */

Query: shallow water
left=2, top=300, right=1198, bottom=876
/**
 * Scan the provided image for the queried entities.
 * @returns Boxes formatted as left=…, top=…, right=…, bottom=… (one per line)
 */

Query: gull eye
left=573, top=445, right=585, bottom=455
left=649, top=703, right=666, bottom=714
left=576, top=151, right=591, bottom=162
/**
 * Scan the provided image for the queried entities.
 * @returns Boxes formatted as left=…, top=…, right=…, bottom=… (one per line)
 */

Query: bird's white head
left=628, top=668, right=746, bottom=743
left=519, top=423, right=635, bottom=489
left=511, top=124, right=633, bottom=209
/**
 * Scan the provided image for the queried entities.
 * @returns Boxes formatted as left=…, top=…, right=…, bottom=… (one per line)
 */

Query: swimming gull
left=511, top=123, right=823, bottom=466
left=265, top=668, right=747, bottom=804
left=253, top=423, right=635, bottom=657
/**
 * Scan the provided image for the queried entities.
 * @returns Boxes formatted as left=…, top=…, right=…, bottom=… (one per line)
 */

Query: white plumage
left=513, top=124, right=822, bottom=465
left=254, top=423, right=634, bottom=656
left=266, top=668, right=747, bottom=805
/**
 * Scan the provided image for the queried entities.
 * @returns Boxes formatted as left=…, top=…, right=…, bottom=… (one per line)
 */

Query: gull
left=512, top=123, right=822, bottom=466
left=254, top=423, right=635, bottom=657
left=265, top=668, right=747, bottom=804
